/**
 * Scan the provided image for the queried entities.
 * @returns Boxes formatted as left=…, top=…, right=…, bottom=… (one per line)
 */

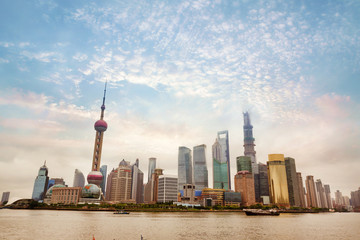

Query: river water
left=0, top=209, right=359, bottom=240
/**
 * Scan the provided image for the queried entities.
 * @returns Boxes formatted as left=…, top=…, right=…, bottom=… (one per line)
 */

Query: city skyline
left=0, top=1, right=360, bottom=203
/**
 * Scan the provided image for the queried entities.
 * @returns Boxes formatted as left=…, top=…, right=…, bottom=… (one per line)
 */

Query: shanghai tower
left=243, top=112, right=258, bottom=174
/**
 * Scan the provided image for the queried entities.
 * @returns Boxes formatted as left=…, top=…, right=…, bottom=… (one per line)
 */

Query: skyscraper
left=148, top=157, right=156, bottom=183
left=284, top=157, right=300, bottom=207
left=234, top=171, right=256, bottom=206
left=258, top=162, right=269, bottom=202
left=305, top=175, right=318, bottom=208
left=243, top=112, right=258, bottom=174
left=106, top=160, right=133, bottom=203
left=100, top=165, right=108, bottom=196
left=267, top=154, right=290, bottom=207
left=131, top=159, right=144, bottom=203
left=193, top=144, right=208, bottom=190
left=87, top=83, right=108, bottom=188
left=73, top=169, right=85, bottom=188
left=212, top=131, right=231, bottom=190
left=324, top=184, right=333, bottom=209
left=315, top=179, right=328, bottom=208
left=236, top=156, right=252, bottom=173
left=178, top=146, right=193, bottom=190
left=296, top=172, right=306, bottom=208
left=32, top=161, right=49, bottom=201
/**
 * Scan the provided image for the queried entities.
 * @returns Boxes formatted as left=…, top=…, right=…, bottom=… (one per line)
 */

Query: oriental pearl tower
left=87, top=83, right=108, bottom=187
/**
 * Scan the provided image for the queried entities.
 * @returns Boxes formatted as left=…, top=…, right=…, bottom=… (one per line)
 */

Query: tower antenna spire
left=102, top=81, right=107, bottom=106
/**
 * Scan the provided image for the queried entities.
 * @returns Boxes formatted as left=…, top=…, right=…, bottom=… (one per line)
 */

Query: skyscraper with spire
left=243, top=112, right=258, bottom=174
left=212, top=131, right=231, bottom=190
left=32, top=161, right=49, bottom=201
left=87, top=83, right=108, bottom=187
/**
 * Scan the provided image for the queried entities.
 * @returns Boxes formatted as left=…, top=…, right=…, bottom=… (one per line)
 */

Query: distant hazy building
left=315, top=179, right=328, bottom=208
left=296, top=172, right=306, bottom=208
left=236, top=156, right=252, bottom=173
left=258, top=163, right=269, bottom=203
left=1, top=192, right=10, bottom=205
left=267, top=154, right=290, bottom=207
left=178, top=146, right=193, bottom=190
left=100, top=165, right=107, bottom=196
left=224, top=192, right=242, bottom=207
left=305, top=175, right=318, bottom=208
left=284, top=157, right=300, bottom=207
left=73, top=169, right=85, bottom=188
left=234, top=171, right=256, bottom=206
left=32, top=162, right=49, bottom=201
left=212, top=131, right=231, bottom=190
left=335, top=190, right=344, bottom=206
left=193, top=144, right=208, bottom=190
left=351, top=188, right=360, bottom=209
left=106, top=160, right=134, bottom=203
left=324, top=184, right=333, bottom=209
left=131, top=159, right=144, bottom=203
left=158, top=175, right=178, bottom=203
left=147, top=158, right=156, bottom=183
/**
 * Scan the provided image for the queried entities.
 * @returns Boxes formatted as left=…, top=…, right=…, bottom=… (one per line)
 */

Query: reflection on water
left=1, top=210, right=360, bottom=240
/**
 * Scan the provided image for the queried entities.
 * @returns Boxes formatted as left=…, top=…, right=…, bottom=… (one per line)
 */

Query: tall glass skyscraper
left=178, top=146, right=193, bottom=190
left=148, top=158, right=156, bottom=183
left=100, top=165, right=108, bottom=196
left=212, top=130, right=231, bottom=190
left=32, top=161, right=49, bottom=201
left=284, top=157, right=300, bottom=207
left=236, top=156, right=252, bottom=173
left=193, top=144, right=208, bottom=190
left=73, top=169, right=85, bottom=188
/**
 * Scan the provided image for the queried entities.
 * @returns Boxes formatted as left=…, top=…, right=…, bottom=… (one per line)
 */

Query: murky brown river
left=0, top=209, right=359, bottom=239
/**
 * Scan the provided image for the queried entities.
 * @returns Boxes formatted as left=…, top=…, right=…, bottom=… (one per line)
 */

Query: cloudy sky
left=1, top=0, right=359, bottom=203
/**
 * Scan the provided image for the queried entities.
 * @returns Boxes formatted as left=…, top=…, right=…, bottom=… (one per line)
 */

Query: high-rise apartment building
left=158, top=175, right=178, bottom=203
left=236, top=156, right=252, bottom=173
left=234, top=170, right=256, bottom=206
left=178, top=146, right=193, bottom=190
left=212, top=131, right=231, bottom=190
left=267, top=154, right=290, bottom=207
left=193, top=144, right=208, bottom=190
left=148, top=158, right=156, bottom=183
left=284, top=157, right=300, bottom=207
left=106, top=160, right=134, bottom=203
left=296, top=172, right=306, bottom=208
left=73, top=169, right=85, bottom=188
left=100, top=165, right=107, bottom=196
left=350, top=187, right=360, bottom=209
left=243, top=112, right=258, bottom=174
left=32, top=161, right=49, bottom=201
left=324, top=184, right=333, bottom=209
left=144, top=168, right=163, bottom=203
left=305, top=175, right=318, bottom=208
left=315, top=179, right=328, bottom=208
left=335, top=190, right=344, bottom=207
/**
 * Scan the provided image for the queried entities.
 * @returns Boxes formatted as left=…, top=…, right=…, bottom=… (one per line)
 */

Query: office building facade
left=284, top=157, right=300, bottom=207
left=178, top=146, right=193, bottom=190
left=147, top=158, right=156, bottom=183
left=158, top=175, right=178, bottom=203
left=32, top=162, right=49, bottom=201
left=296, top=172, right=307, bottom=208
left=305, top=175, right=318, bottom=208
left=234, top=170, right=256, bottom=206
left=212, top=131, right=231, bottom=190
left=267, top=154, right=290, bottom=207
left=193, top=144, right=208, bottom=190
left=243, top=112, right=258, bottom=174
